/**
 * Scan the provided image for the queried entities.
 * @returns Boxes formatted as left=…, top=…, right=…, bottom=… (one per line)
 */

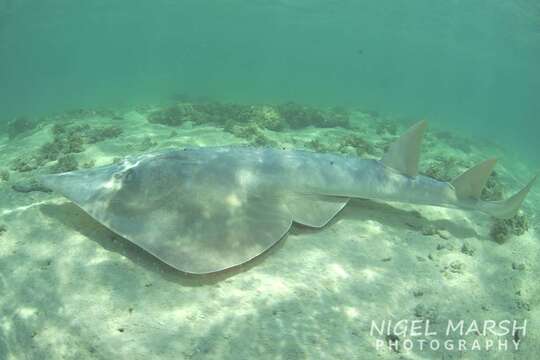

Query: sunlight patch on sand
left=362, top=220, right=385, bottom=235
left=0, top=200, right=50, bottom=216
left=357, top=268, right=381, bottom=283
left=15, top=306, right=38, bottom=319
left=326, top=263, right=350, bottom=280
left=343, top=306, right=361, bottom=320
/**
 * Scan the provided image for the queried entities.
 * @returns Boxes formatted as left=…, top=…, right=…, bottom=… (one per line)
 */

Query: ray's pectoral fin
left=381, top=120, right=427, bottom=177
left=98, top=189, right=295, bottom=274
left=286, top=194, right=349, bottom=228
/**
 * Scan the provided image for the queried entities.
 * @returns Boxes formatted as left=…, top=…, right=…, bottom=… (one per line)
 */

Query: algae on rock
left=490, top=213, right=529, bottom=243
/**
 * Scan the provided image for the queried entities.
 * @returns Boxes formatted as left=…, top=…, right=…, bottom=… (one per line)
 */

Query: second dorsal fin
left=381, top=121, right=427, bottom=177
left=451, top=158, right=497, bottom=200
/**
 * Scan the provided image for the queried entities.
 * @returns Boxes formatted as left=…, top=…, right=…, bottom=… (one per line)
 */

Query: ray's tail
left=381, top=120, right=537, bottom=219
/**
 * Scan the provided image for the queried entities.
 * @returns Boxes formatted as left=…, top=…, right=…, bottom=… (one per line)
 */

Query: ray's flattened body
left=40, top=122, right=537, bottom=274
left=40, top=147, right=350, bottom=274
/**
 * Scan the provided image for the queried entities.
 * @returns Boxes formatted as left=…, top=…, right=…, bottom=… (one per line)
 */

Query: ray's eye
left=124, top=168, right=136, bottom=182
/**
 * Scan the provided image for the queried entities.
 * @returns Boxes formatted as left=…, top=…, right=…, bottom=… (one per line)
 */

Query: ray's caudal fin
left=478, top=175, right=538, bottom=220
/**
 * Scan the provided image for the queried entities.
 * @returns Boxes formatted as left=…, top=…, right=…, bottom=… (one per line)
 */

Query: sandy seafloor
left=0, top=107, right=538, bottom=360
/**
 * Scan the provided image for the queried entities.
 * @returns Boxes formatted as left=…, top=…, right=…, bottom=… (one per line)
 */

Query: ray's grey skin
left=40, top=121, right=537, bottom=274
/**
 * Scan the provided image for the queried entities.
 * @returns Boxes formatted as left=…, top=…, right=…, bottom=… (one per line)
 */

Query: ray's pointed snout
left=39, top=164, right=121, bottom=205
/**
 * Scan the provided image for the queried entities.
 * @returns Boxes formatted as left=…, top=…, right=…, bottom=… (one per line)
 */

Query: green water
left=1, top=0, right=539, bottom=159
left=1, top=3, right=540, bottom=359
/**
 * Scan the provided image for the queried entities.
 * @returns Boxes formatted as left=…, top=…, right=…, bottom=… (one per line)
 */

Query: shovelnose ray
left=40, top=121, right=537, bottom=274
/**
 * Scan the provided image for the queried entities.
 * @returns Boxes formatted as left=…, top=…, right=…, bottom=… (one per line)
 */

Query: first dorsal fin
left=381, top=120, right=427, bottom=177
